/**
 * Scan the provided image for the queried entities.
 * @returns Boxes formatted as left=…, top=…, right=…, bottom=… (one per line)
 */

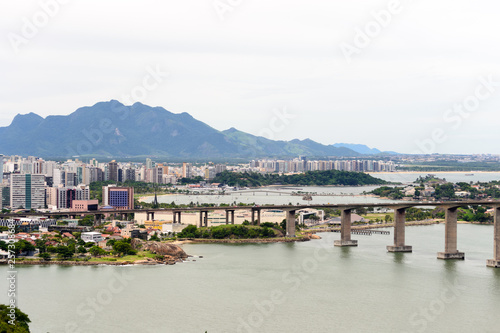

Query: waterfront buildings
left=251, top=158, right=396, bottom=173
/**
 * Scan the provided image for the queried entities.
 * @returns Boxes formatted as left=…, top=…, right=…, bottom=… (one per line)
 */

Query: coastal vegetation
left=212, top=170, right=388, bottom=187
left=0, top=305, right=31, bottom=332
left=369, top=186, right=404, bottom=199
left=177, top=224, right=282, bottom=239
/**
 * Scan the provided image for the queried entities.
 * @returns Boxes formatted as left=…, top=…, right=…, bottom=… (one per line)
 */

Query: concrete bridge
left=2, top=200, right=500, bottom=268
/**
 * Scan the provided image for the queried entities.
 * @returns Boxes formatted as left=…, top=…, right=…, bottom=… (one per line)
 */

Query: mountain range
left=0, top=100, right=395, bottom=160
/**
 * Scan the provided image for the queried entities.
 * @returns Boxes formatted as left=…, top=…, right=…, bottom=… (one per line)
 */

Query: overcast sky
left=1, top=0, right=500, bottom=154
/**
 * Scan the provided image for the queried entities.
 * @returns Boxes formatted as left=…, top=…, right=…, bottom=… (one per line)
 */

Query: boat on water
left=465, top=173, right=474, bottom=176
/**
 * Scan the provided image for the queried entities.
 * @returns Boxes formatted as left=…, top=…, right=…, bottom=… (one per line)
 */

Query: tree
left=177, top=225, right=199, bottom=238
left=34, top=239, right=46, bottom=253
left=89, top=246, right=106, bottom=257
left=112, top=240, right=134, bottom=256
left=280, top=219, right=287, bottom=230
left=39, top=252, right=51, bottom=261
left=14, top=240, right=35, bottom=256
left=149, top=234, right=160, bottom=242
left=79, top=215, right=94, bottom=227
left=56, top=246, right=74, bottom=259
left=77, top=246, right=87, bottom=254
left=0, top=304, right=31, bottom=332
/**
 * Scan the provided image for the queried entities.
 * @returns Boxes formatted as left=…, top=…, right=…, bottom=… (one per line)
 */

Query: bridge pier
left=487, top=207, right=500, bottom=267
left=199, top=211, right=208, bottom=227
left=94, top=214, right=102, bottom=226
left=173, top=211, right=181, bottom=224
left=334, top=209, right=357, bottom=247
left=285, top=210, right=296, bottom=237
left=438, top=207, right=465, bottom=260
left=387, top=208, right=412, bottom=252
left=251, top=209, right=261, bottom=225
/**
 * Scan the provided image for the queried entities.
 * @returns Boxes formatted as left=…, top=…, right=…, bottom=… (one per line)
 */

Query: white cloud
left=0, top=0, right=499, bottom=154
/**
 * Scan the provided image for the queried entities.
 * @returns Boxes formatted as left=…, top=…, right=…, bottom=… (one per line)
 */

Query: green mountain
left=0, top=100, right=370, bottom=159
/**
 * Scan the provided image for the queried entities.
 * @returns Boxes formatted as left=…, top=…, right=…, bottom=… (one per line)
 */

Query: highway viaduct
left=2, top=200, right=500, bottom=268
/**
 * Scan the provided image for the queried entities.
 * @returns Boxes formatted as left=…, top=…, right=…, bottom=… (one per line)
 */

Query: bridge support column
left=334, top=209, right=357, bottom=247
left=204, top=211, right=208, bottom=227
left=487, top=207, right=500, bottom=267
left=286, top=210, right=296, bottom=237
left=225, top=210, right=235, bottom=224
left=438, top=207, right=464, bottom=260
left=199, top=212, right=203, bottom=228
left=257, top=209, right=261, bottom=226
left=252, top=209, right=255, bottom=225
left=387, top=208, right=412, bottom=252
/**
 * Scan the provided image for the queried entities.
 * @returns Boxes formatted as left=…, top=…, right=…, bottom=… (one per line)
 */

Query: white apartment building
left=10, top=174, right=45, bottom=210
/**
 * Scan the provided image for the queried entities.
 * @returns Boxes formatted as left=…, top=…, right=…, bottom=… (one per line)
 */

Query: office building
left=10, top=174, right=45, bottom=210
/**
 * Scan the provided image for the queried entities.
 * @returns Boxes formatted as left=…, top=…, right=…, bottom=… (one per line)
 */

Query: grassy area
left=363, top=213, right=389, bottom=220
left=88, top=251, right=156, bottom=262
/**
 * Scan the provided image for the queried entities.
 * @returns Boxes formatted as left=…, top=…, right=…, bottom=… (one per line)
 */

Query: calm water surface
left=2, top=224, right=500, bottom=333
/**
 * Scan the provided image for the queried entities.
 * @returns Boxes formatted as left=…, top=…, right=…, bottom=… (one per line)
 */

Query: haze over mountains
left=0, top=101, right=395, bottom=160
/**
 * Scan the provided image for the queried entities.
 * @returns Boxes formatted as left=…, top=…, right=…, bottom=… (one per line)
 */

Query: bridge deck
left=1, top=200, right=499, bottom=218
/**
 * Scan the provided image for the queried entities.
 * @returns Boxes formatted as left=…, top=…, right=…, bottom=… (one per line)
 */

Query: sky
left=1, top=0, right=500, bottom=154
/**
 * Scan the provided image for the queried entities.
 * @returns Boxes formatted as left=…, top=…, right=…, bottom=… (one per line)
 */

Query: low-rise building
left=81, top=231, right=104, bottom=243
left=144, top=220, right=167, bottom=230
left=71, top=200, right=98, bottom=212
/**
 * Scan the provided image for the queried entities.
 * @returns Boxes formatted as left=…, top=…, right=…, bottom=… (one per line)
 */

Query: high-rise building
left=182, top=162, right=192, bottom=178
left=65, top=172, right=76, bottom=187
left=153, top=167, right=163, bottom=184
left=108, top=160, right=118, bottom=182
left=125, top=168, right=136, bottom=182
left=0, top=154, right=4, bottom=182
left=146, top=158, right=153, bottom=170
left=1, top=185, right=10, bottom=209
left=10, top=174, right=45, bottom=210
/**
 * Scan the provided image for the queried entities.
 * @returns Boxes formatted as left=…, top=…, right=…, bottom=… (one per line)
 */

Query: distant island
left=212, top=170, right=389, bottom=187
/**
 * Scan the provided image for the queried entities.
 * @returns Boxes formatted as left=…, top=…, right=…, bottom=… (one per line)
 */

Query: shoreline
left=306, top=220, right=441, bottom=233
left=0, top=260, right=179, bottom=266
left=179, top=236, right=310, bottom=244
left=368, top=171, right=500, bottom=175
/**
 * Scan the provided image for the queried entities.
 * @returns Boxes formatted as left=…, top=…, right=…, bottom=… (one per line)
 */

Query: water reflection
left=392, top=252, right=405, bottom=264
left=442, top=259, right=458, bottom=274
left=339, top=247, right=351, bottom=259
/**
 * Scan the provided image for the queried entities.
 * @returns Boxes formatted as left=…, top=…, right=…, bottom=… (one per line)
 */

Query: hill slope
left=0, top=101, right=384, bottom=159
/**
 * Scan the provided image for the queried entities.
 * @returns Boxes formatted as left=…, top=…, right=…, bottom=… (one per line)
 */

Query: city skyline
left=2, top=1, right=500, bottom=154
